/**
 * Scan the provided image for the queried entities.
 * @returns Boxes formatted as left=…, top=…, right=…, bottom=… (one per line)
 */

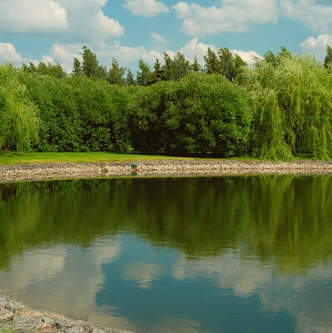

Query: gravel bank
left=0, top=291, right=133, bottom=333
left=1, top=160, right=332, bottom=182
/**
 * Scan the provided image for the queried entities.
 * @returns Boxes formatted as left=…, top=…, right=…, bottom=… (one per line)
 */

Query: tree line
left=21, top=45, right=247, bottom=85
left=1, top=45, right=332, bottom=160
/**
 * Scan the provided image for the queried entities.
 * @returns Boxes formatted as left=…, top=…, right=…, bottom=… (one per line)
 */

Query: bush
left=19, top=72, right=80, bottom=152
left=127, top=83, right=169, bottom=153
left=164, top=73, right=252, bottom=156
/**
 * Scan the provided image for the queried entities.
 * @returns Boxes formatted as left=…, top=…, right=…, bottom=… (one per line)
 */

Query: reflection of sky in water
left=0, top=235, right=332, bottom=333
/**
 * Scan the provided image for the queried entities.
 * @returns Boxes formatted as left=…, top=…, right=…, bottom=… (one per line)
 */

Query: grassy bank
left=0, top=152, right=259, bottom=165
left=0, top=152, right=199, bottom=165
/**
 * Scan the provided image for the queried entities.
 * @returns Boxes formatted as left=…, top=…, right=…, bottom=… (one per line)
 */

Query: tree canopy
left=239, top=51, right=332, bottom=160
left=2, top=45, right=332, bottom=160
left=0, top=64, right=39, bottom=152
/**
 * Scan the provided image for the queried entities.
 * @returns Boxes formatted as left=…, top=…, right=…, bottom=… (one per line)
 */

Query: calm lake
left=1, top=176, right=332, bottom=333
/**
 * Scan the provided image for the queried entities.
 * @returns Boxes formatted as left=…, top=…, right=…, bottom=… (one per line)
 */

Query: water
left=1, top=176, right=332, bottom=333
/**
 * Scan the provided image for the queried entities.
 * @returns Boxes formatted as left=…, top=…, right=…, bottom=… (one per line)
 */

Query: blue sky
left=1, top=0, right=332, bottom=73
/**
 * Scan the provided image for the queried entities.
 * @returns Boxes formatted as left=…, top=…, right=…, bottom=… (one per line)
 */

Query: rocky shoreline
left=1, top=160, right=332, bottom=182
left=0, top=291, right=133, bottom=333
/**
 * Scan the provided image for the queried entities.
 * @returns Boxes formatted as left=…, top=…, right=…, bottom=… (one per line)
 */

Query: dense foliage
left=239, top=53, right=332, bottom=160
left=0, top=64, right=39, bottom=152
left=18, top=72, right=130, bottom=152
left=127, top=74, right=252, bottom=156
left=1, top=45, right=332, bottom=159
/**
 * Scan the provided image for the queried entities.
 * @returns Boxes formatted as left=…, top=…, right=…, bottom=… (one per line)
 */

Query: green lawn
left=0, top=152, right=199, bottom=165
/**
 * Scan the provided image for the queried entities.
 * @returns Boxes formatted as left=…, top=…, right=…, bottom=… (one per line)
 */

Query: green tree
left=136, top=60, right=151, bottom=86
left=19, top=72, right=81, bottom=152
left=324, top=45, right=332, bottom=69
left=149, top=58, right=164, bottom=84
left=218, top=47, right=234, bottom=80
left=80, top=46, right=106, bottom=79
left=263, top=50, right=278, bottom=66
left=191, top=54, right=202, bottom=73
left=71, top=76, right=130, bottom=152
left=127, top=83, right=168, bottom=153
left=37, top=62, right=67, bottom=78
left=239, top=53, right=332, bottom=160
left=72, top=57, right=83, bottom=76
left=162, top=53, right=173, bottom=81
left=125, top=69, right=136, bottom=86
left=204, top=47, right=219, bottom=74
left=172, top=52, right=191, bottom=80
left=0, top=64, right=40, bottom=152
left=107, top=58, right=126, bottom=85
left=162, top=52, right=191, bottom=81
left=23, top=62, right=66, bottom=78
left=163, top=73, right=252, bottom=156
left=262, top=47, right=292, bottom=68
left=216, top=48, right=247, bottom=82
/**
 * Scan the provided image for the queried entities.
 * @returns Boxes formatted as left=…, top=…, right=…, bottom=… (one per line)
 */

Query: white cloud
left=123, top=0, right=169, bottom=17
left=0, top=0, right=68, bottom=34
left=232, top=49, right=263, bottom=65
left=150, top=32, right=170, bottom=45
left=0, top=43, right=45, bottom=66
left=0, top=0, right=124, bottom=42
left=280, top=0, right=332, bottom=34
left=97, top=42, right=164, bottom=67
left=41, top=55, right=55, bottom=64
left=300, top=34, right=332, bottom=60
left=177, top=38, right=216, bottom=64
left=0, top=43, right=24, bottom=63
left=57, top=0, right=124, bottom=41
left=172, top=0, right=279, bottom=36
left=48, top=43, right=82, bottom=72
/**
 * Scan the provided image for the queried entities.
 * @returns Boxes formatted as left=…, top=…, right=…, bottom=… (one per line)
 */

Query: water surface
left=1, top=176, right=332, bottom=333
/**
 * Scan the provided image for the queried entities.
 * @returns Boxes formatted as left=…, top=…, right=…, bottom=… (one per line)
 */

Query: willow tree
left=0, top=64, right=39, bottom=152
left=238, top=53, right=332, bottom=160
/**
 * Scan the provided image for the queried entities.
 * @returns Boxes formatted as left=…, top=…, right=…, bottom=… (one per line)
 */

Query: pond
left=0, top=176, right=332, bottom=333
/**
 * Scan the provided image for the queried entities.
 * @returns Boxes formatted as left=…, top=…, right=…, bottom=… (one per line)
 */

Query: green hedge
left=128, top=73, right=252, bottom=156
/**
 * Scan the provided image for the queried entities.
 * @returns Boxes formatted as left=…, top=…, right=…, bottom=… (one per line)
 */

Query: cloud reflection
left=123, top=262, right=165, bottom=289
left=0, top=237, right=136, bottom=332
left=1, top=238, right=332, bottom=333
left=150, top=317, right=212, bottom=333
left=172, top=251, right=332, bottom=333
left=172, top=252, right=271, bottom=297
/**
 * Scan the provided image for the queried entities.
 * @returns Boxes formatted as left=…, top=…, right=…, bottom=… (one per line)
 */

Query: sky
left=0, top=0, right=332, bottom=73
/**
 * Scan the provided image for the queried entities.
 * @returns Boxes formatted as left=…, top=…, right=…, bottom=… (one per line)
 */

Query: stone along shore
left=1, top=160, right=332, bottom=182
left=0, top=291, right=133, bottom=333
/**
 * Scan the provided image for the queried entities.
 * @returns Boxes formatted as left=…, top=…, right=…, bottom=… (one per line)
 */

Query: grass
left=0, top=152, right=259, bottom=165
left=0, top=152, right=199, bottom=165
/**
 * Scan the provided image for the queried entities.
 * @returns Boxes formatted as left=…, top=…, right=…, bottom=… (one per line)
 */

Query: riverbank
left=0, top=291, right=133, bottom=333
left=1, top=160, right=332, bottom=182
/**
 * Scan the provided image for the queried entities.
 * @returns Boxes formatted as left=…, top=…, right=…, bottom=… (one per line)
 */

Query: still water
left=1, top=176, right=332, bottom=333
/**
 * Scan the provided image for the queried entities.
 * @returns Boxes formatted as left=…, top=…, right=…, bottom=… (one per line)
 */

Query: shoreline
left=0, top=291, right=133, bottom=333
left=1, top=160, right=332, bottom=182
